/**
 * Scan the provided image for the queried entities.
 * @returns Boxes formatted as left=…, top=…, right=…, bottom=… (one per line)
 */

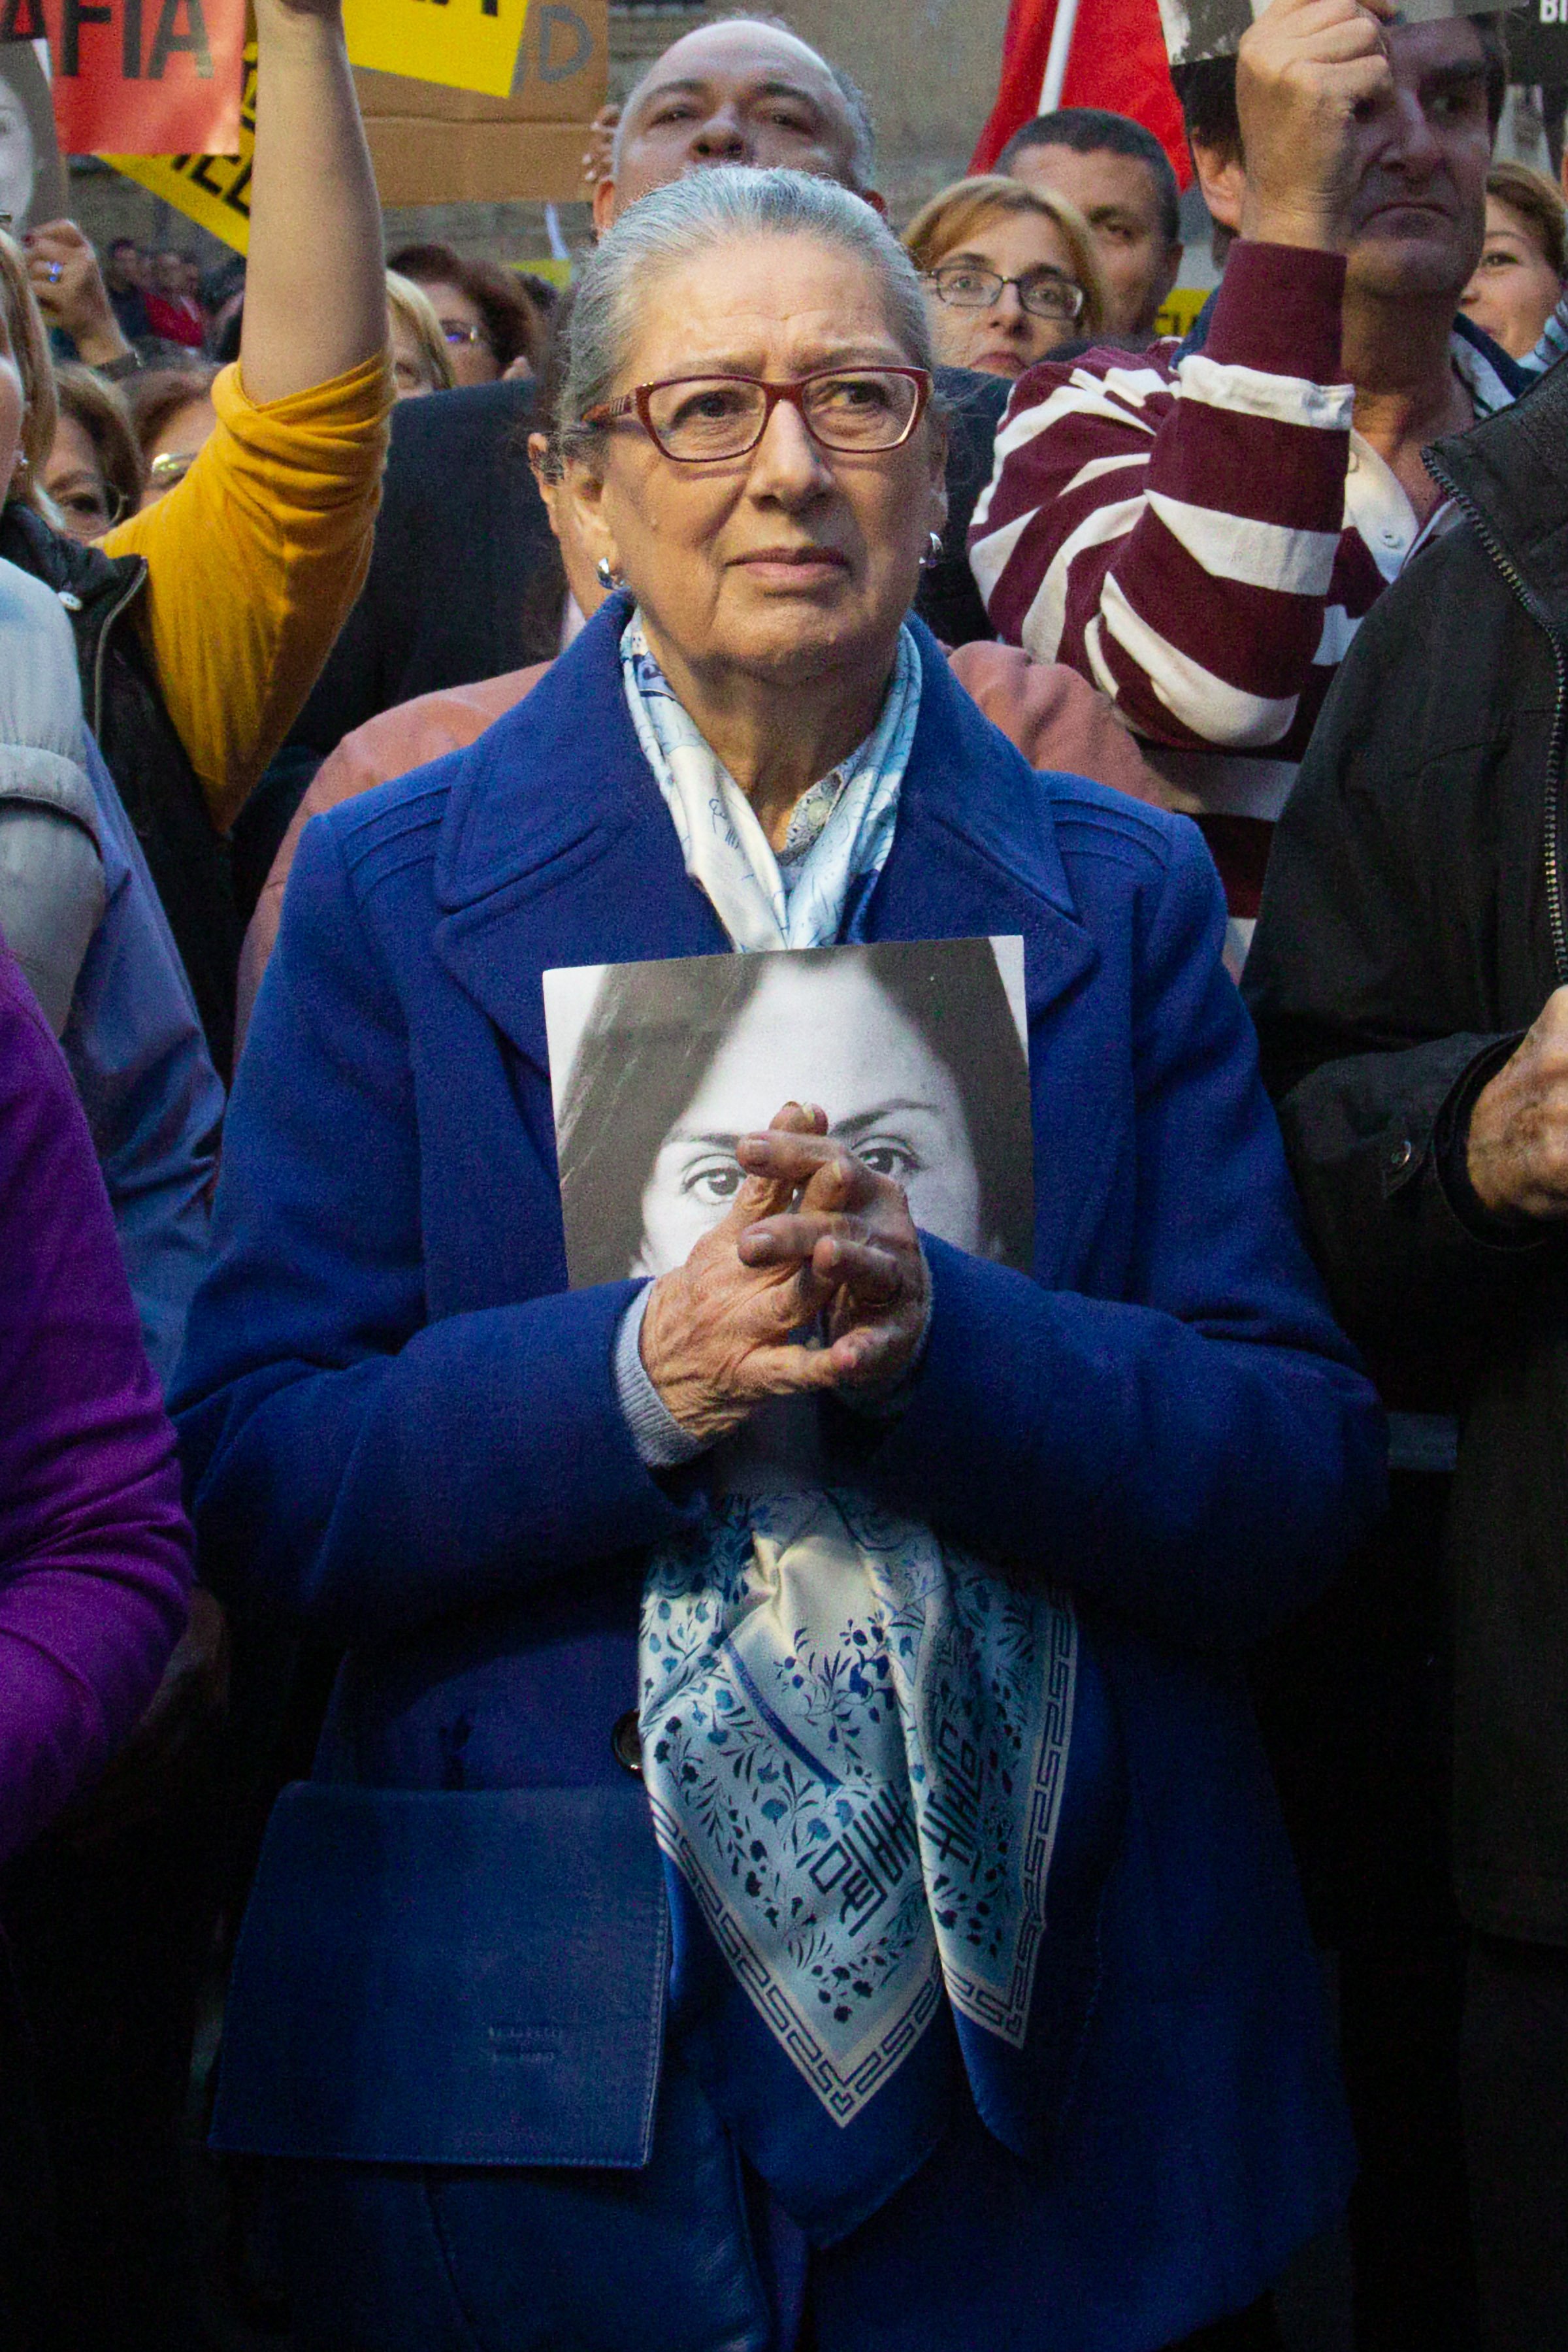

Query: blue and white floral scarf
left=625, top=614, right=1113, bottom=2236
left=621, top=610, right=919, bottom=954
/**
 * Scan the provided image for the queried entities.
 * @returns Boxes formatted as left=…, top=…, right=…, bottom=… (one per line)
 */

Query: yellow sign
left=1152, top=287, right=1210, bottom=340
left=342, top=0, right=529, bottom=97
left=103, top=46, right=257, bottom=254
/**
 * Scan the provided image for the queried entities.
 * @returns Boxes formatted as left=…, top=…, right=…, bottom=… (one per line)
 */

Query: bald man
left=595, top=18, right=880, bottom=221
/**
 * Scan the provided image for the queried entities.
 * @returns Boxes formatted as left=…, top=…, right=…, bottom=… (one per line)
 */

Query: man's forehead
left=1019, top=144, right=1160, bottom=209
left=631, top=22, right=841, bottom=113
left=1385, top=14, right=1488, bottom=78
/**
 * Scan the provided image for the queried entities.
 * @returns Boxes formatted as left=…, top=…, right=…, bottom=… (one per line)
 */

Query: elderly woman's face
left=570, top=233, right=946, bottom=693
left=0, top=74, right=35, bottom=234
left=634, top=958, right=983, bottom=1278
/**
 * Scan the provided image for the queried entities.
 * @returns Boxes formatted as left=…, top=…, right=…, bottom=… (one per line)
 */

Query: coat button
left=611, top=1712, right=643, bottom=1777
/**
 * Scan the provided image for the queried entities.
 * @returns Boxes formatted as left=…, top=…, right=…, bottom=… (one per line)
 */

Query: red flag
left=971, top=0, right=1190, bottom=190
left=45, top=0, right=248, bottom=157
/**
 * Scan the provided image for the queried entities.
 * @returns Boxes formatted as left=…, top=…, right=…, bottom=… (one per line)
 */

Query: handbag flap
left=212, top=1780, right=668, bottom=2168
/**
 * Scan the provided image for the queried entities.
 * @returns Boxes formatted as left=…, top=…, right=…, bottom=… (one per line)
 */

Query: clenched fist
left=1237, top=0, right=1395, bottom=253
left=1467, top=988, right=1568, bottom=1221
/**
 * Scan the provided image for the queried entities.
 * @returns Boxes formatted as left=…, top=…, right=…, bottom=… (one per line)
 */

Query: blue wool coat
left=176, top=603, right=1384, bottom=2352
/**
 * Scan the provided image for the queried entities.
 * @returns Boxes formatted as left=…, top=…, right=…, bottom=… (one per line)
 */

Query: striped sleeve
left=969, top=244, right=1354, bottom=755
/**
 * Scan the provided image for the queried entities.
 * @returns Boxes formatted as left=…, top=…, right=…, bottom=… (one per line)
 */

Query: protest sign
left=102, top=35, right=252, bottom=249
left=46, top=0, right=247, bottom=155
left=0, top=38, right=67, bottom=229
left=355, top=0, right=606, bottom=204
left=1156, top=0, right=1520, bottom=68
left=341, top=0, right=528, bottom=99
left=544, top=939, right=1034, bottom=1291
left=1496, top=0, right=1568, bottom=82
left=107, top=0, right=604, bottom=240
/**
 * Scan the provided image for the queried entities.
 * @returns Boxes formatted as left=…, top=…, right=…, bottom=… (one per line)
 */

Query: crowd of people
left=4, top=0, right=1568, bottom=2348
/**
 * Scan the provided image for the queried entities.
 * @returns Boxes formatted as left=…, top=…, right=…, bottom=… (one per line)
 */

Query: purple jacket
left=0, top=949, right=192, bottom=1863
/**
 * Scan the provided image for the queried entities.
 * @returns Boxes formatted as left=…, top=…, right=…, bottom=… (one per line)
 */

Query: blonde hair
left=0, top=228, right=57, bottom=514
left=902, top=174, right=1109, bottom=342
left=386, top=270, right=456, bottom=395
left=1488, top=161, right=1568, bottom=284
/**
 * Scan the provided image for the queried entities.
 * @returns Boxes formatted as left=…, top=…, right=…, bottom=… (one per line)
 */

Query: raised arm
left=240, top=0, right=387, bottom=404
left=970, top=0, right=1384, bottom=754
left=102, top=0, right=391, bottom=830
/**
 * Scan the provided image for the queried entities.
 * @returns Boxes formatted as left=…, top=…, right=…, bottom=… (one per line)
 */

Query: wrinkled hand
left=25, top=221, right=130, bottom=368
left=641, top=1102, right=932, bottom=1444
left=55, top=1590, right=231, bottom=1844
left=1467, top=989, right=1568, bottom=1221
left=734, top=1124, right=931, bottom=1396
left=1237, top=0, right=1394, bottom=253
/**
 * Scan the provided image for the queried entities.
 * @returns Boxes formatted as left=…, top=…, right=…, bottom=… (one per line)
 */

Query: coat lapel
left=868, top=623, right=1098, bottom=1022
left=431, top=597, right=728, bottom=1079
left=430, top=604, right=1098, bottom=1082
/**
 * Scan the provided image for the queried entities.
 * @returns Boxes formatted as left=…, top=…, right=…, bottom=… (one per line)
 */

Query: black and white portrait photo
left=544, top=937, right=1035, bottom=1290
left=0, top=44, right=65, bottom=235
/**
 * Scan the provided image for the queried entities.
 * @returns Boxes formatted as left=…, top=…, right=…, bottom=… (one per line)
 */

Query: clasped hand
left=640, top=1102, right=932, bottom=1446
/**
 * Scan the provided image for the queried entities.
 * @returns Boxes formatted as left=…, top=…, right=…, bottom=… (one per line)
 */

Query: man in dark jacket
left=1244, top=351, right=1568, bottom=2352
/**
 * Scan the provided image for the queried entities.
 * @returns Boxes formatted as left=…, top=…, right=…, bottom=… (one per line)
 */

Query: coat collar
left=432, top=596, right=1096, bottom=1077
left=1427, top=353, right=1568, bottom=637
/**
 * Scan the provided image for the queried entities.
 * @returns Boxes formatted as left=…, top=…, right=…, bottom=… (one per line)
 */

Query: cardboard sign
left=46, top=0, right=247, bottom=156
left=355, top=0, right=606, bottom=205
left=106, top=0, right=605, bottom=243
left=1157, top=0, right=1520, bottom=67
left=103, top=35, right=252, bottom=249
left=0, top=37, right=69, bottom=229
left=341, top=0, right=529, bottom=99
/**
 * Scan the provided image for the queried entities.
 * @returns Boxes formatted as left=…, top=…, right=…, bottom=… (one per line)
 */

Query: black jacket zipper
left=1426, top=446, right=1568, bottom=989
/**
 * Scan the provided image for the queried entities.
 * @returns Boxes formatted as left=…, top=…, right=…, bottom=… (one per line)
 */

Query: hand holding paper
left=1237, top=0, right=1396, bottom=251
left=734, top=1123, right=934, bottom=1394
left=639, top=1102, right=854, bottom=1443
left=25, top=219, right=129, bottom=368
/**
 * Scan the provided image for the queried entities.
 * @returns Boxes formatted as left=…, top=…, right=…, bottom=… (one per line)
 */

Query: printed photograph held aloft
left=1156, top=0, right=1520, bottom=67
left=543, top=939, right=1035, bottom=1292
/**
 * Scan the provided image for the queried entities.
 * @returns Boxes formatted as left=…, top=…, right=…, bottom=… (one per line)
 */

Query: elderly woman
left=178, top=168, right=1382, bottom=2352
left=904, top=174, right=1107, bottom=376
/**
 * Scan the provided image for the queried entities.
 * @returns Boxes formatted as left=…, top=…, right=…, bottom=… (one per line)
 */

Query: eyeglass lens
left=644, top=372, right=919, bottom=459
left=932, top=266, right=1081, bottom=322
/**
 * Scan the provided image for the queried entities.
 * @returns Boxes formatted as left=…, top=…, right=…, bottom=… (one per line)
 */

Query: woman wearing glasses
left=905, top=175, right=1107, bottom=378
left=41, top=367, right=144, bottom=544
left=180, top=166, right=1381, bottom=2352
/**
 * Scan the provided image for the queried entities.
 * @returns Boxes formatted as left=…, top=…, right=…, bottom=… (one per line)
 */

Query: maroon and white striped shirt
left=968, top=242, right=1518, bottom=958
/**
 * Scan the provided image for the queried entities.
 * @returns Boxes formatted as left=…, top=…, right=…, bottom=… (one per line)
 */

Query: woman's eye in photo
left=682, top=1154, right=745, bottom=1206
left=858, top=1138, right=920, bottom=1181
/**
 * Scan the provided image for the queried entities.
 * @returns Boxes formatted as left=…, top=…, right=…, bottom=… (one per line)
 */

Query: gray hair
left=611, top=16, right=877, bottom=195
left=560, top=166, right=934, bottom=453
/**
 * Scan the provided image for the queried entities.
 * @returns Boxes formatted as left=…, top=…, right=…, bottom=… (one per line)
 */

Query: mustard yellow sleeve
left=101, top=353, right=393, bottom=833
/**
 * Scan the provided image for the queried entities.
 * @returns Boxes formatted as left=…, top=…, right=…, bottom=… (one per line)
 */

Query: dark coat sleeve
left=287, top=381, right=560, bottom=757
left=1243, top=529, right=1565, bottom=1405
left=856, top=821, right=1387, bottom=1649
left=916, top=368, right=1009, bottom=647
